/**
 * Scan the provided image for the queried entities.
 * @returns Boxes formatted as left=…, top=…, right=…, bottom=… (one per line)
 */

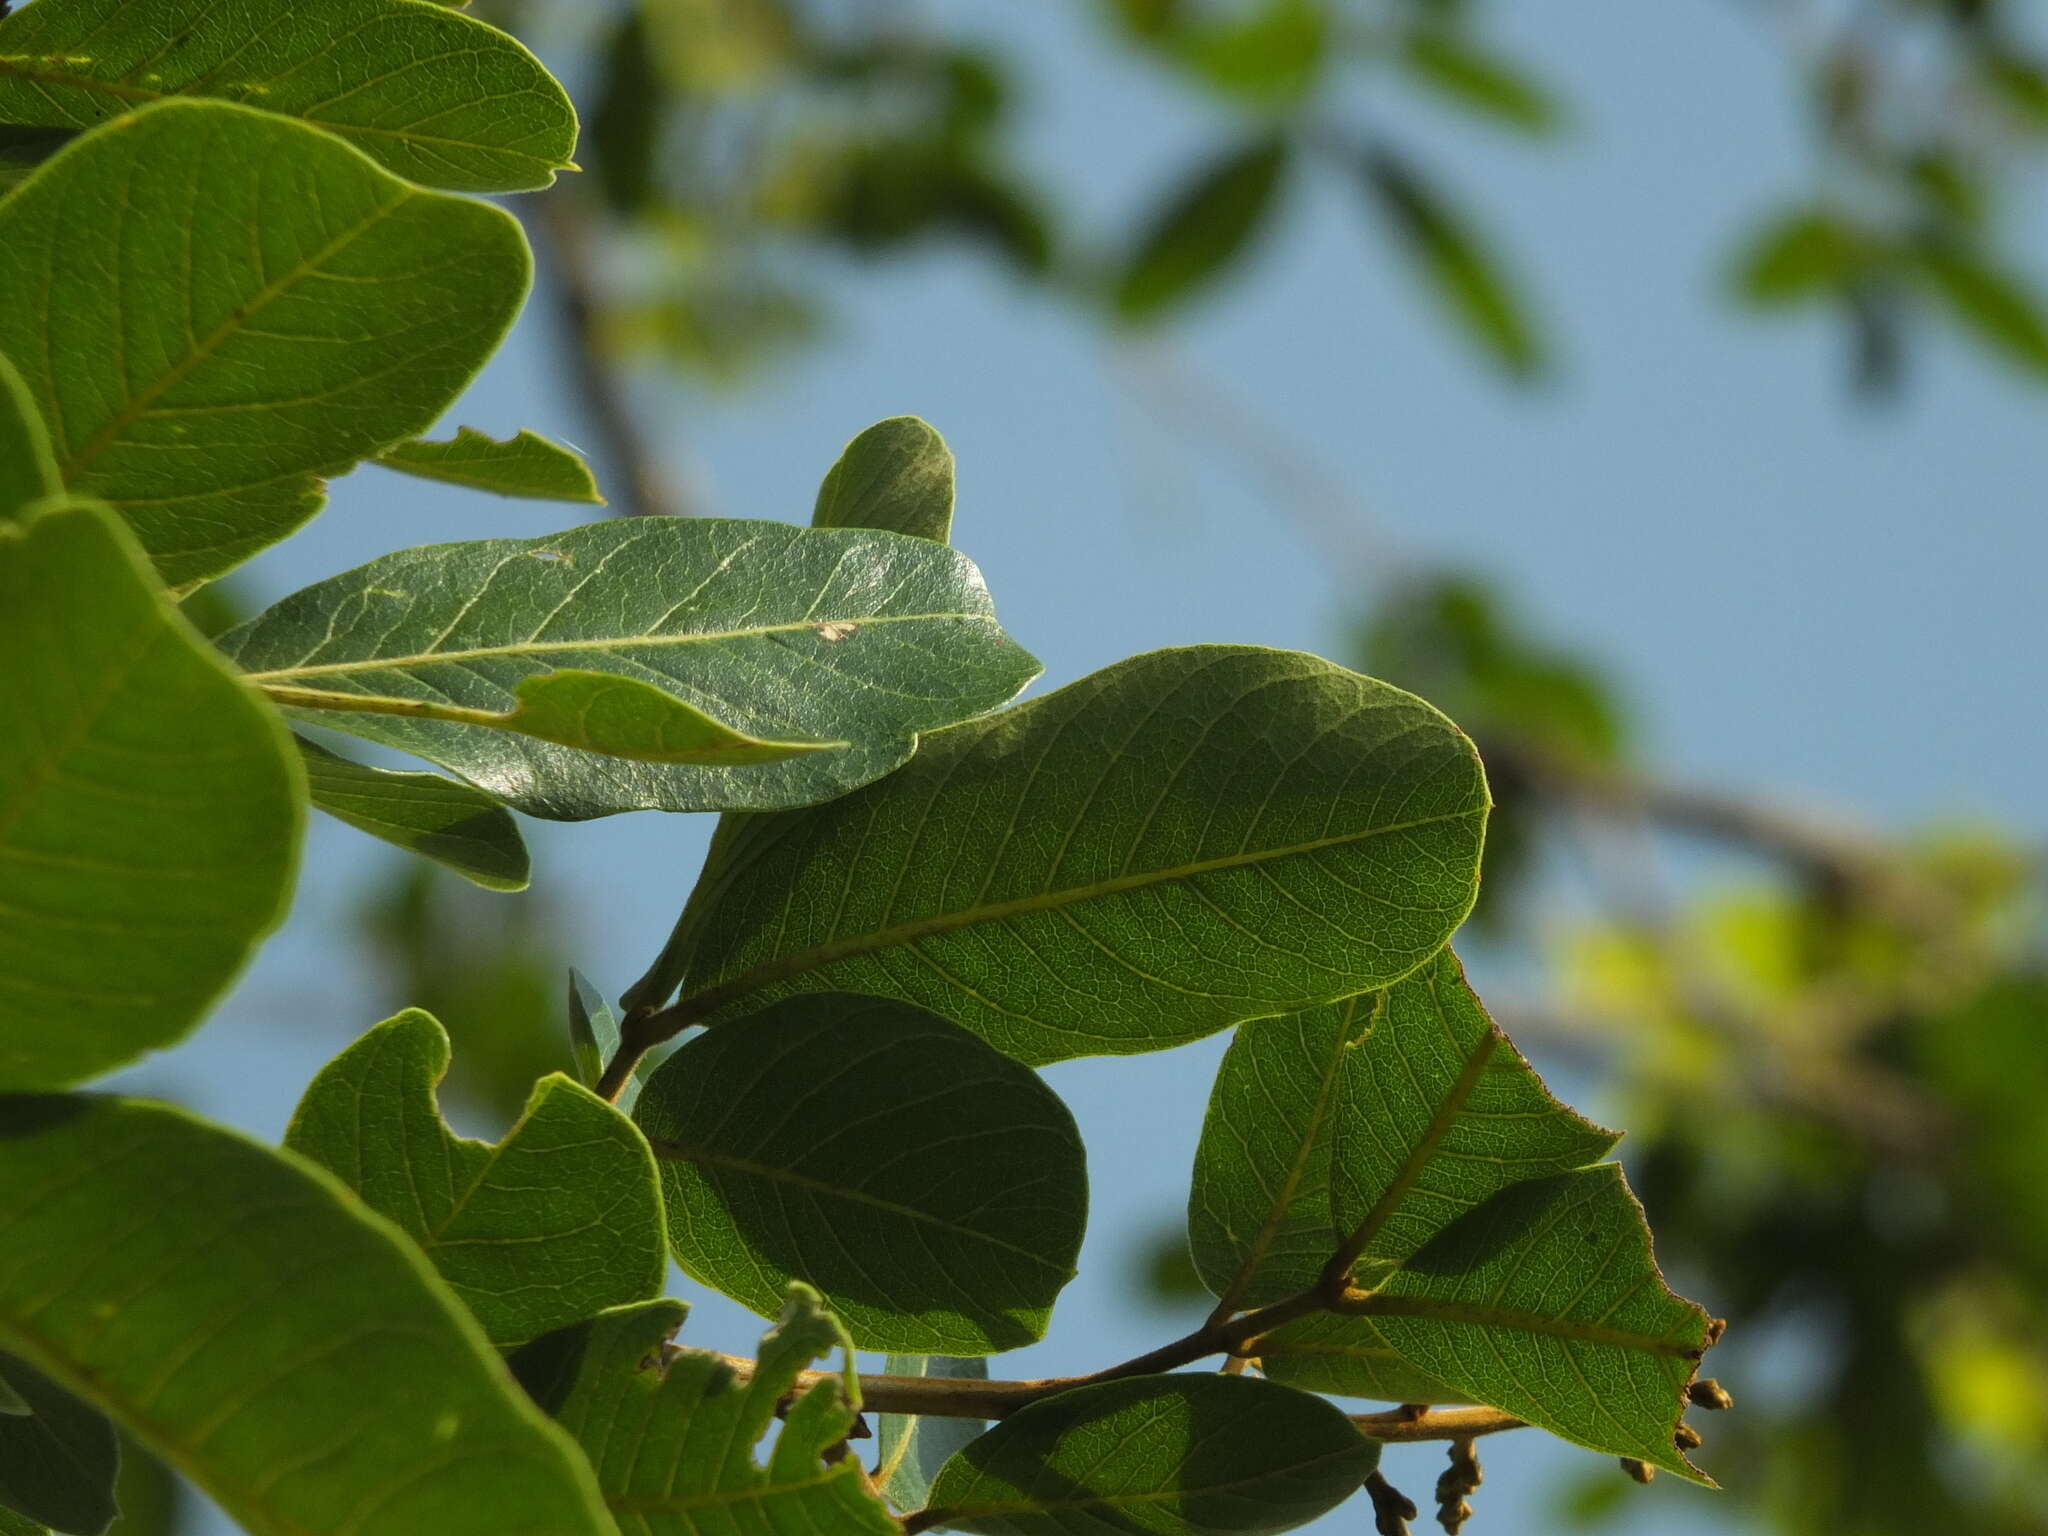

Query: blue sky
left=137, top=3, right=2047, bottom=1532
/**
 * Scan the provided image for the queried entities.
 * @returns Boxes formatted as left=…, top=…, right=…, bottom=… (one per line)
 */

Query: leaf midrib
left=1353, top=1291, right=1697, bottom=1358
left=676, top=806, right=1485, bottom=1023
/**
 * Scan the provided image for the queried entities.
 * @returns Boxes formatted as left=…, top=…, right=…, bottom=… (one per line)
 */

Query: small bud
left=1687, top=1378, right=1734, bottom=1412
left=1366, top=1470, right=1418, bottom=1535
left=1439, top=1497, right=1474, bottom=1534
left=1620, top=1457, right=1654, bottom=1485
left=1704, top=1317, right=1728, bottom=1346
left=1673, top=1422, right=1703, bottom=1451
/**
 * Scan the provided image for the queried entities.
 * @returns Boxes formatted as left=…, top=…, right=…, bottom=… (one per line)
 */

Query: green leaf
left=1730, top=209, right=1869, bottom=308
left=566, top=968, right=622, bottom=1095
left=105, top=1435, right=182, bottom=1536
left=0, top=1508, right=43, bottom=1536
left=590, top=8, right=663, bottom=215
left=1116, top=136, right=1290, bottom=323
left=812, top=417, right=955, bottom=543
left=297, top=736, right=530, bottom=892
left=649, top=646, right=1487, bottom=1065
left=509, top=1289, right=899, bottom=1536
left=1915, top=242, right=2048, bottom=377
left=0, top=1353, right=117, bottom=1535
left=217, top=518, right=1040, bottom=820
left=0, top=1094, right=612, bottom=1536
left=0, top=502, right=300, bottom=1090
left=0, top=100, right=532, bottom=587
left=633, top=993, right=1087, bottom=1353
left=1171, top=0, right=1327, bottom=107
left=0, top=0, right=578, bottom=192
left=0, top=352, right=57, bottom=517
left=1353, top=1165, right=1711, bottom=1480
left=374, top=429, right=604, bottom=504
left=0, top=124, right=72, bottom=197
left=1402, top=31, right=1561, bottom=135
left=284, top=1009, right=666, bottom=1350
left=921, top=1373, right=1378, bottom=1535
left=1251, top=1312, right=1465, bottom=1406
left=874, top=1355, right=990, bottom=1514
left=1358, top=144, right=1542, bottom=378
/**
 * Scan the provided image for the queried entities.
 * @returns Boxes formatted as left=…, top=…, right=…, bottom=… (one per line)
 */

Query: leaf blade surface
left=297, top=737, right=529, bottom=891
left=375, top=429, right=602, bottom=503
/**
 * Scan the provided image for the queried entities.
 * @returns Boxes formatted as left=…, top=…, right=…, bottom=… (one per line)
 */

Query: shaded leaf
left=0, top=1095, right=612, bottom=1536
left=1252, top=1311, right=1465, bottom=1405
left=375, top=429, right=602, bottom=504
left=1915, top=243, right=2048, bottom=376
left=648, top=646, right=1487, bottom=1065
left=634, top=994, right=1087, bottom=1353
left=0, top=0, right=577, bottom=192
left=1359, top=1166, right=1711, bottom=1479
left=1731, top=209, right=1869, bottom=308
left=1402, top=31, right=1560, bottom=135
left=0, top=1353, right=116, bottom=1535
left=1116, top=136, right=1289, bottom=322
left=1358, top=144, right=1542, bottom=377
left=813, top=417, right=955, bottom=543
left=566, top=968, right=622, bottom=1097
left=509, top=1289, right=899, bottom=1535
left=0, top=100, right=531, bottom=587
left=105, top=1435, right=183, bottom=1536
left=0, top=351, right=55, bottom=517
left=217, top=518, right=1039, bottom=820
left=875, top=1354, right=990, bottom=1514
left=285, top=1009, right=666, bottom=1350
left=0, top=124, right=71, bottom=196
left=590, top=7, right=664, bottom=215
left=922, top=1372, right=1378, bottom=1535
left=297, top=736, right=529, bottom=892
left=0, top=503, right=299, bottom=1090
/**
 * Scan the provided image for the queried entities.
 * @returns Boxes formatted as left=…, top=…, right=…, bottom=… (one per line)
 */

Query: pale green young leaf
left=375, top=430, right=603, bottom=504
left=0, top=353, right=56, bottom=518
left=921, top=1373, right=1378, bottom=1535
left=0, top=1354, right=117, bottom=1536
left=1171, top=0, right=1327, bottom=108
left=633, top=994, right=1087, bottom=1353
left=1116, top=136, right=1290, bottom=322
left=812, top=416, right=955, bottom=542
left=217, top=519, right=1040, bottom=820
left=0, top=1095, right=613, bottom=1536
left=874, top=1355, right=990, bottom=1514
left=0, top=503, right=299, bottom=1090
left=1357, top=1165, right=1712, bottom=1480
left=0, top=100, right=531, bottom=587
left=0, top=0, right=577, bottom=192
left=566, top=969, right=622, bottom=1095
left=284, top=1010, right=665, bottom=1350
left=1731, top=209, right=1870, bottom=308
left=508, top=1288, right=899, bottom=1536
left=649, top=646, right=1487, bottom=1065
left=297, top=737, right=530, bottom=893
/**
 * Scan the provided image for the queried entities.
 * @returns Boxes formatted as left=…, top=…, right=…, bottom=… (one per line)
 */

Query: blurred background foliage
left=299, top=2, right=2046, bottom=1534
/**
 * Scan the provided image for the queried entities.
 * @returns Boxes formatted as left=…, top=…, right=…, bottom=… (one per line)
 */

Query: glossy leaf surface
left=634, top=994, right=1086, bottom=1352
left=812, top=416, right=954, bottom=542
left=0, top=504, right=298, bottom=1089
left=219, top=518, right=1039, bottom=819
left=655, top=646, right=1487, bottom=1064
left=375, top=429, right=602, bottom=504
left=922, top=1373, right=1377, bottom=1535
left=285, top=1010, right=665, bottom=1350
left=0, top=1353, right=116, bottom=1535
left=510, top=1289, right=899, bottom=1536
left=0, top=1096, right=612, bottom=1536
left=0, top=101, right=530, bottom=586
left=0, top=0, right=577, bottom=192
left=297, top=737, right=529, bottom=892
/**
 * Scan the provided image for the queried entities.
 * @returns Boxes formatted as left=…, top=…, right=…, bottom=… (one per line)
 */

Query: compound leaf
left=509, top=1289, right=899, bottom=1536
left=812, top=417, right=955, bottom=542
left=285, top=1009, right=665, bottom=1350
left=297, top=737, right=529, bottom=892
left=633, top=994, right=1087, bottom=1353
left=217, top=518, right=1039, bottom=820
left=0, top=0, right=577, bottom=192
left=650, top=646, right=1487, bottom=1065
left=375, top=430, right=602, bottom=504
left=0, top=1095, right=613, bottom=1536
left=0, top=100, right=531, bottom=587
left=0, top=502, right=299, bottom=1090
left=921, top=1372, right=1377, bottom=1535
left=0, top=1354, right=116, bottom=1536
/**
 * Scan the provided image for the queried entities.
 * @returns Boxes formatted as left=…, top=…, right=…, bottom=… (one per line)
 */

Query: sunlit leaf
left=297, top=737, right=529, bottom=892
left=0, top=0, right=578, bottom=192
left=285, top=1009, right=666, bottom=1350
left=645, top=646, right=1487, bottom=1065
left=217, top=518, right=1039, bottom=819
left=1116, top=136, right=1290, bottom=322
left=0, top=100, right=530, bottom=586
left=1172, top=0, right=1326, bottom=107
left=0, top=502, right=299, bottom=1090
left=634, top=994, right=1087, bottom=1353
left=509, top=1288, right=899, bottom=1535
left=922, top=1373, right=1378, bottom=1535
left=812, top=417, right=955, bottom=543
left=374, top=429, right=603, bottom=504
left=0, top=1095, right=613, bottom=1536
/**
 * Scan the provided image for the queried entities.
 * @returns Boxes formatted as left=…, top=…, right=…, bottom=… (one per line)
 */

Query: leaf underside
left=296, top=736, right=530, bottom=892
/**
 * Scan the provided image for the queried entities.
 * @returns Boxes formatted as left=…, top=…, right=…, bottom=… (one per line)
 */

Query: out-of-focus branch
left=525, top=187, right=685, bottom=520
